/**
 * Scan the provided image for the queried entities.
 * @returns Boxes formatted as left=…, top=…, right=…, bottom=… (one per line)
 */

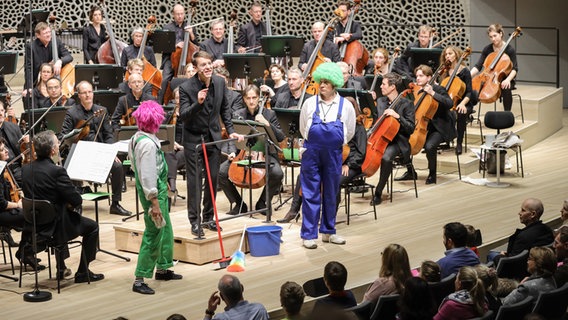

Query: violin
left=119, top=96, right=136, bottom=126
left=338, top=0, right=369, bottom=76
left=62, top=109, right=105, bottom=146
left=441, top=47, right=471, bottom=110
left=3, top=167, right=21, bottom=203
left=4, top=93, right=18, bottom=125
left=97, top=0, right=127, bottom=64
left=472, top=27, right=522, bottom=103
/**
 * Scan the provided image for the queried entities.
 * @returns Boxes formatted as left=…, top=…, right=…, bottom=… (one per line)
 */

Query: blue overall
left=300, top=96, right=344, bottom=240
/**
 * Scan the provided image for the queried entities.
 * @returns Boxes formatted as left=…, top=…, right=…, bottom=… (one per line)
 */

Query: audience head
left=465, top=225, right=480, bottom=248
left=398, top=277, right=436, bottom=320
left=280, top=281, right=305, bottom=318
left=166, top=314, right=187, bottom=320
left=554, top=226, right=568, bottom=261
left=132, top=100, right=165, bottom=134
left=560, top=200, right=568, bottom=223
left=443, top=222, right=468, bottom=249
left=218, top=274, right=244, bottom=307
left=420, top=260, right=441, bottom=282
left=455, top=266, right=486, bottom=316
left=519, top=198, right=544, bottom=226
left=33, top=130, right=58, bottom=160
left=528, top=246, right=556, bottom=277
left=323, top=261, right=348, bottom=292
left=474, top=264, right=499, bottom=293
left=380, top=244, right=412, bottom=292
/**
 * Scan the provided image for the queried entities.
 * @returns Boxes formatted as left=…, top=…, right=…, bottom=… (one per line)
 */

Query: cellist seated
left=118, top=58, right=153, bottom=96
left=370, top=73, right=415, bottom=205
left=218, top=85, right=285, bottom=215
left=111, top=73, right=156, bottom=132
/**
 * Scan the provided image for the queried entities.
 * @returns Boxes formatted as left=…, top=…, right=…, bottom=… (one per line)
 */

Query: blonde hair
left=457, top=266, right=486, bottom=316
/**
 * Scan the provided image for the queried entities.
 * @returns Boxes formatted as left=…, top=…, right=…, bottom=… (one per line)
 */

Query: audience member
left=474, top=264, right=502, bottom=315
left=437, top=222, right=480, bottom=278
left=465, top=225, right=480, bottom=257
left=204, top=274, right=269, bottom=320
left=280, top=281, right=306, bottom=320
left=502, top=246, right=557, bottom=305
left=166, top=314, right=187, bottom=320
left=363, top=244, right=412, bottom=303
left=313, top=261, right=357, bottom=311
left=433, top=266, right=487, bottom=320
left=559, top=199, right=568, bottom=227
left=553, top=226, right=568, bottom=287
left=397, top=277, right=437, bottom=320
left=490, top=198, right=554, bottom=265
left=419, top=260, right=441, bottom=283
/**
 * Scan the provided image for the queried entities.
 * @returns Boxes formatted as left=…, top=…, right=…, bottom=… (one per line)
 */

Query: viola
left=3, top=167, right=21, bottom=203
left=120, top=107, right=136, bottom=126
left=472, top=27, right=522, bottom=104
left=4, top=93, right=18, bottom=125
left=97, top=0, right=127, bottom=64
left=19, top=140, right=36, bottom=165
left=338, top=0, right=369, bottom=76
left=441, top=47, right=471, bottom=110
left=361, top=88, right=412, bottom=177
left=49, top=15, right=75, bottom=98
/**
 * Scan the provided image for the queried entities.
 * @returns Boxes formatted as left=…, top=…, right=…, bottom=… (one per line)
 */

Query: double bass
left=338, top=0, right=369, bottom=76
left=441, top=47, right=471, bottom=110
left=472, top=27, right=522, bottom=103
left=49, top=16, right=75, bottom=98
left=96, top=0, right=127, bottom=64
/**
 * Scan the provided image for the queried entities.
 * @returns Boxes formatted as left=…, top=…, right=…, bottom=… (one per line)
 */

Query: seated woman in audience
left=434, top=266, right=487, bottom=320
left=363, top=244, right=412, bottom=303
left=280, top=281, right=306, bottom=320
left=419, top=260, right=442, bottom=283
left=502, top=246, right=557, bottom=305
left=397, top=277, right=437, bottom=320
left=474, top=264, right=501, bottom=315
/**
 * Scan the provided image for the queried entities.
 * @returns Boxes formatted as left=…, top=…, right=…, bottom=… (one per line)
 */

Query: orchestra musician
left=298, top=62, right=355, bottom=249
left=60, top=81, right=132, bottom=216
left=396, top=65, right=454, bottom=184
left=272, top=67, right=312, bottom=109
left=218, top=84, right=285, bottom=215
left=329, top=1, right=363, bottom=46
left=213, top=67, right=244, bottom=115
left=42, top=77, right=75, bottom=108
left=365, top=47, right=389, bottom=76
left=337, top=61, right=367, bottom=90
left=163, top=88, right=185, bottom=198
left=260, top=64, right=289, bottom=107
left=178, top=51, right=244, bottom=237
left=0, top=100, right=27, bottom=186
left=111, top=73, right=156, bottom=132
left=299, top=21, right=341, bottom=72
left=158, top=4, right=198, bottom=105
left=470, top=23, right=518, bottom=112
left=370, top=73, right=415, bottom=205
left=440, top=46, right=474, bottom=155
left=23, top=22, right=73, bottom=96
left=119, top=58, right=153, bottom=96
left=25, top=63, right=54, bottom=109
left=392, top=25, right=433, bottom=79
left=82, top=5, right=107, bottom=64
left=120, top=27, right=156, bottom=68
left=200, top=18, right=233, bottom=68
left=236, top=1, right=267, bottom=54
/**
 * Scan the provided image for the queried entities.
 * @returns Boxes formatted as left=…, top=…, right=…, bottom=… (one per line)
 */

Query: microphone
left=61, top=128, right=82, bottom=140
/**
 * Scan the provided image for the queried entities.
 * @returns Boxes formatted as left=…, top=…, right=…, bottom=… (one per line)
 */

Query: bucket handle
left=267, top=231, right=284, bottom=244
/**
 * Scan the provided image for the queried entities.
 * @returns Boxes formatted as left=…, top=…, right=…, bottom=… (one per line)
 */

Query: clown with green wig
left=298, top=62, right=356, bottom=249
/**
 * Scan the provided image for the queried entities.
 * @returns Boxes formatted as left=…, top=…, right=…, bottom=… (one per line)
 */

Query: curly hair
left=312, top=62, right=344, bottom=89
left=132, top=100, right=165, bottom=134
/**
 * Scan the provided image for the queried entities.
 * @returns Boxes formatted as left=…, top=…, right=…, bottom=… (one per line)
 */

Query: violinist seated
left=396, top=65, right=454, bottom=185
left=236, top=2, right=267, bottom=54
left=298, top=21, right=341, bottom=72
left=370, top=73, right=415, bottom=206
left=328, top=1, right=363, bottom=46
left=41, top=77, right=75, bottom=108
left=120, top=27, right=157, bottom=69
left=392, top=25, right=433, bottom=80
left=0, top=137, right=45, bottom=270
left=272, top=67, right=312, bottom=109
left=200, top=19, right=233, bottom=69
left=218, top=84, right=285, bottom=215
left=0, top=101, right=27, bottom=186
left=259, top=64, right=289, bottom=108
left=61, top=81, right=132, bottom=217
left=111, top=73, right=156, bottom=132
left=23, top=63, right=54, bottom=110
left=162, top=87, right=185, bottom=197
left=119, top=58, right=153, bottom=96
left=365, top=48, right=389, bottom=76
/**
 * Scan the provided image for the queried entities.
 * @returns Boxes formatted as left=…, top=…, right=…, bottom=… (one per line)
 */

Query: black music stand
left=92, top=90, right=123, bottom=116
left=272, top=108, right=301, bottom=209
left=260, top=35, right=304, bottom=70
left=409, top=47, right=443, bottom=71
left=364, top=75, right=382, bottom=99
left=337, top=88, right=376, bottom=119
left=0, top=52, right=17, bottom=95
left=75, top=64, right=123, bottom=91
left=151, top=30, right=176, bottom=54
left=18, top=10, right=49, bottom=34
left=223, top=53, right=271, bottom=85
left=20, top=107, right=68, bottom=134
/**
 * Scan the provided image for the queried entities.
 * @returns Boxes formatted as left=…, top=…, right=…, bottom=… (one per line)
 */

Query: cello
left=441, top=47, right=471, bottom=110
left=472, top=26, right=522, bottom=103
left=96, top=0, right=127, bottom=64
left=361, top=88, right=412, bottom=177
left=49, top=15, right=75, bottom=98
left=338, top=0, right=369, bottom=76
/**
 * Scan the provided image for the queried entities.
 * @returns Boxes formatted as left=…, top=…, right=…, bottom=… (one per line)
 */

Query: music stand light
left=223, top=53, right=271, bottom=85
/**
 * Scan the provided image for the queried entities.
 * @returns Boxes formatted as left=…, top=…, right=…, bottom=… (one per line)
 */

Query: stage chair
left=20, top=198, right=90, bottom=293
left=0, top=230, right=16, bottom=278
left=429, top=273, right=457, bottom=307
left=388, top=155, right=418, bottom=202
left=494, top=296, right=533, bottom=320
left=346, top=300, right=374, bottom=320
left=476, top=92, right=524, bottom=125
left=369, top=294, right=400, bottom=320
left=531, top=282, right=568, bottom=320
left=470, top=310, right=494, bottom=320
left=496, top=249, right=529, bottom=281
left=341, top=173, right=377, bottom=225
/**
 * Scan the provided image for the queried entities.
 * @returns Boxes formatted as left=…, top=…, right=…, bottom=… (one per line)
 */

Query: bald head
left=218, top=275, right=243, bottom=306
left=525, top=198, right=544, bottom=218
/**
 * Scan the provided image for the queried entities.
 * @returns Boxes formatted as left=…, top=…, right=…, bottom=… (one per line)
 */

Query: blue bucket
left=246, top=225, right=283, bottom=257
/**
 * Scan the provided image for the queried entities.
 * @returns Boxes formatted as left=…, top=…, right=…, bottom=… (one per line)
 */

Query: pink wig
left=132, top=100, right=165, bottom=134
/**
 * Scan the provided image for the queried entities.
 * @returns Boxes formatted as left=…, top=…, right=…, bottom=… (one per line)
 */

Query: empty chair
left=494, top=296, right=533, bottom=320
left=369, top=294, right=399, bottom=320
left=496, top=249, right=529, bottom=281
left=342, top=173, right=377, bottom=225
left=346, top=300, right=374, bottom=320
left=531, top=282, right=568, bottom=320
left=429, top=273, right=457, bottom=307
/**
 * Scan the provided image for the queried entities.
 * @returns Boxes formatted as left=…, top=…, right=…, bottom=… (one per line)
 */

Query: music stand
left=151, top=30, right=176, bottom=54
left=18, top=10, right=49, bottom=34
left=260, top=35, right=304, bottom=71
left=409, top=47, right=443, bottom=71
left=364, top=75, right=383, bottom=99
left=75, top=64, right=123, bottom=91
left=272, top=108, right=301, bottom=209
left=223, top=53, right=271, bottom=85
left=337, top=88, right=376, bottom=117
left=93, top=90, right=123, bottom=116
left=20, top=107, right=68, bottom=134
left=0, top=52, right=18, bottom=75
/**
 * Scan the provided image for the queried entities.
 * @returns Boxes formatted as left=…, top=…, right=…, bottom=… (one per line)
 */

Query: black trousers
left=110, top=160, right=124, bottom=202
left=55, top=216, right=99, bottom=273
left=185, top=144, right=220, bottom=225
left=424, top=131, right=445, bottom=175
left=375, top=143, right=403, bottom=196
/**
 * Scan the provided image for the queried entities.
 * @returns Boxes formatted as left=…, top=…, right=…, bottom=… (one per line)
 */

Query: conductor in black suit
left=236, top=2, right=266, bottom=54
left=178, top=51, right=244, bottom=236
left=22, top=130, right=103, bottom=283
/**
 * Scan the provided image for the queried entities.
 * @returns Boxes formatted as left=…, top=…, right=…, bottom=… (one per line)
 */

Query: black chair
left=369, top=294, right=400, bottom=320
left=531, top=282, right=568, bottom=320
left=494, top=296, right=533, bottom=320
left=0, top=230, right=17, bottom=281
left=341, top=173, right=377, bottom=225
left=429, top=273, right=457, bottom=307
left=345, top=300, right=374, bottom=320
left=476, top=92, right=524, bottom=124
left=470, top=310, right=494, bottom=320
left=20, top=198, right=90, bottom=293
left=389, top=155, right=418, bottom=202
left=302, top=277, right=328, bottom=298
left=496, top=249, right=529, bottom=281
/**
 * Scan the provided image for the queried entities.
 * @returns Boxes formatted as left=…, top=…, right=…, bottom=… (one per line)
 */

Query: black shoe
left=155, top=270, right=183, bottom=281
left=204, top=221, right=222, bottom=232
left=191, top=224, right=205, bottom=237
left=133, top=282, right=155, bottom=294
left=394, top=170, right=417, bottom=181
left=0, top=230, right=19, bottom=247
left=110, top=203, right=132, bottom=216
left=121, top=182, right=127, bottom=193
left=227, top=202, right=248, bottom=215
left=19, top=255, right=46, bottom=271
left=57, top=268, right=72, bottom=280
left=74, top=270, right=104, bottom=283
left=255, top=200, right=267, bottom=215
left=425, top=175, right=437, bottom=185
left=456, top=144, right=463, bottom=155
left=277, top=211, right=300, bottom=223
left=370, top=196, right=382, bottom=206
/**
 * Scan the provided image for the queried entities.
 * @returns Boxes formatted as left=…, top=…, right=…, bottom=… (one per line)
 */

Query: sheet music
left=0, top=160, right=6, bottom=173
left=65, top=141, right=119, bottom=184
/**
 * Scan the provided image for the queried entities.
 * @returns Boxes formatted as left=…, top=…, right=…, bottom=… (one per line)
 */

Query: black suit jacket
left=376, top=96, right=415, bottom=158
left=299, top=39, right=341, bottom=67
left=61, top=104, right=114, bottom=144
left=506, top=220, right=554, bottom=257
left=236, top=21, right=266, bottom=52
left=235, top=107, right=285, bottom=156
left=24, top=38, right=73, bottom=89
left=22, top=158, right=83, bottom=244
left=178, top=74, right=234, bottom=149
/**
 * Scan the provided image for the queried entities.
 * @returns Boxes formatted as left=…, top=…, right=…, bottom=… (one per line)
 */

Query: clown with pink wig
left=128, top=100, right=182, bottom=294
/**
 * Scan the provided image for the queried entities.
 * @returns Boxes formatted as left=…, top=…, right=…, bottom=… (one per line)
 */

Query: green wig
left=312, top=62, right=344, bottom=88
